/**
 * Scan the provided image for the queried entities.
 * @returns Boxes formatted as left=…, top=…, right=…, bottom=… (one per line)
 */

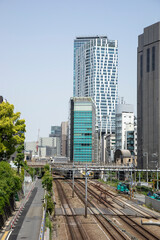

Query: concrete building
left=74, top=36, right=118, bottom=134
left=137, top=22, right=160, bottom=169
left=69, top=97, right=98, bottom=163
left=61, top=121, right=68, bottom=156
left=115, top=104, right=135, bottom=152
left=106, top=133, right=116, bottom=163
left=39, top=137, right=54, bottom=147
left=39, top=137, right=61, bottom=156
left=25, top=141, right=37, bottom=156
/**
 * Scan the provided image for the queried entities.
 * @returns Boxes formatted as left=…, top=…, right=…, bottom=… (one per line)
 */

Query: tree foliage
left=0, top=102, right=26, bottom=161
left=14, top=144, right=25, bottom=174
left=0, top=161, right=22, bottom=214
left=42, top=170, right=53, bottom=192
left=42, top=164, right=54, bottom=215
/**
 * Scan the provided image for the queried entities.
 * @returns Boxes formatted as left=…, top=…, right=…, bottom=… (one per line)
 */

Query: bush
left=0, top=161, right=22, bottom=217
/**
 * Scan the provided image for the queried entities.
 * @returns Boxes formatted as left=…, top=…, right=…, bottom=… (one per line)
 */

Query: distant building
left=115, top=104, right=135, bottom=154
left=137, top=22, right=160, bottom=169
left=39, top=137, right=61, bottom=157
left=49, top=126, right=61, bottom=137
left=0, top=96, right=3, bottom=103
left=125, top=131, right=134, bottom=155
left=61, top=121, right=68, bottom=156
left=69, top=97, right=98, bottom=163
left=106, top=133, right=116, bottom=163
left=38, top=146, right=56, bottom=158
left=25, top=141, right=37, bottom=156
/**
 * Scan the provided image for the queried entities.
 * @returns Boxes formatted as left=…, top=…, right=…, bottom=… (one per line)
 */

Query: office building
left=137, top=22, right=160, bottom=169
left=39, top=137, right=61, bottom=156
left=49, top=126, right=61, bottom=137
left=69, top=97, right=98, bottom=163
left=74, top=36, right=118, bottom=133
left=106, top=133, right=116, bottom=163
left=25, top=141, right=37, bottom=156
left=61, top=121, right=68, bottom=156
left=115, top=104, right=134, bottom=152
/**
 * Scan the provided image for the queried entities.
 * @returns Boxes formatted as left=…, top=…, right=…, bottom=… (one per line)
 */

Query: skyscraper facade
left=74, top=36, right=118, bottom=133
left=137, top=22, right=160, bottom=169
left=69, top=97, right=98, bottom=163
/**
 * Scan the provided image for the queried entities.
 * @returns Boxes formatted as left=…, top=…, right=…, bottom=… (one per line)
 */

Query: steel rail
left=66, top=180, right=129, bottom=240
left=55, top=180, right=88, bottom=240
left=90, top=182, right=160, bottom=219
left=77, top=180, right=160, bottom=240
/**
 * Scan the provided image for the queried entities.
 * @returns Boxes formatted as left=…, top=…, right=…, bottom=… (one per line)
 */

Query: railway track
left=54, top=180, right=88, bottom=240
left=66, top=180, right=130, bottom=240
left=76, top=180, right=160, bottom=240
left=90, top=181, right=160, bottom=219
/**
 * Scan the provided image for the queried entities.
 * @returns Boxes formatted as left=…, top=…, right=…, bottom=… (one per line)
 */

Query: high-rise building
left=137, top=22, right=160, bottom=169
left=69, top=97, right=98, bottom=163
left=74, top=36, right=118, bottom=133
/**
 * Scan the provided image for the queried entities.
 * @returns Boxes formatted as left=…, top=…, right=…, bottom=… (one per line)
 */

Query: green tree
left=0, top=102, right=26, bottom=161
left=42, top=170, right=53, bottom=192
left=14, top=144, right=25, bottom=174
left=0, top=161, right=22, bottom=215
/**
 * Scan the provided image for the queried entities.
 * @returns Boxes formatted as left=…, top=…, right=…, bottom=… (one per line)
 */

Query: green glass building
left=69, top=97, right=98, bottom=163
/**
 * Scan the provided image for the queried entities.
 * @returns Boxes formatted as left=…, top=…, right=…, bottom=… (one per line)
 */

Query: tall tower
left=74, top=36, right=118, bottom=134
left=137, top=22, right=160, bottom=169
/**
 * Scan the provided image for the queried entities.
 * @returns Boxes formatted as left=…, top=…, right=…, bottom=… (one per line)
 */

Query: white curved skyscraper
left=74, top=36, right=118, bottom=134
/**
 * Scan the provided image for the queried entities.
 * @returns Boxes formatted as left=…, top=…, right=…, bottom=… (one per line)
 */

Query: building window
left=152, top=46, right=155, bottom=71
left=147, top=48, right=150, bottom=72
left=140, top=54, right=143, bottom=78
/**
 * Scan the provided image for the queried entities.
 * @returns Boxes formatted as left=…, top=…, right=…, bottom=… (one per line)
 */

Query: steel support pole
left=85, top=164, right=88, bottom=218
left=72, top=161, right=75, bottom=198
left=139, top=171, right=141, bottom=183
left=131, top=170, right=132, bottom=199
left=147, top=153, right=148, bottom=184
left=157, top=170, right=159, bottom=191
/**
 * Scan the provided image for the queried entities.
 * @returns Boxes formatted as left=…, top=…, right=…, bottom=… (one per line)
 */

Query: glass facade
left=69, top=97, right=97, bottom=163
left=74, top=110, right=92, bottom=162
left=74, top=36, right=118, bottom=133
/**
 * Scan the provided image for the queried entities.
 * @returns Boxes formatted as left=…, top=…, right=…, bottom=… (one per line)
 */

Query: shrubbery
left=0, top=161, right=23, bottom=227
left=42, top=164, right=54, bottom=215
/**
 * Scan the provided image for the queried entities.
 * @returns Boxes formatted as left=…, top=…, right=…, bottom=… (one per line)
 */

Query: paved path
left=8, top=179, right=44, bottom=240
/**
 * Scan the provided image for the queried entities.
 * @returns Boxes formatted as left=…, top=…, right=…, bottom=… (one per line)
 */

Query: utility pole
left=130, top=170, right=133, bottom=200
left=85, top=164, right=88, bottom=218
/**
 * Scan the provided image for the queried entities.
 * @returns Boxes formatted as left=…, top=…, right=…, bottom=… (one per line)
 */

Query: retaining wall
left=145, top=196, right=160, bottom=211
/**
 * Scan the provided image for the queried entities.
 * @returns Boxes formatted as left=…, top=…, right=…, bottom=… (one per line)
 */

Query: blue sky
left=0, top=0, right=160, bottom=141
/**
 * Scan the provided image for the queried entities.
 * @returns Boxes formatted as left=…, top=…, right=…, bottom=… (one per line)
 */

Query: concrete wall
left=145, top=196, right=160, bottom=211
